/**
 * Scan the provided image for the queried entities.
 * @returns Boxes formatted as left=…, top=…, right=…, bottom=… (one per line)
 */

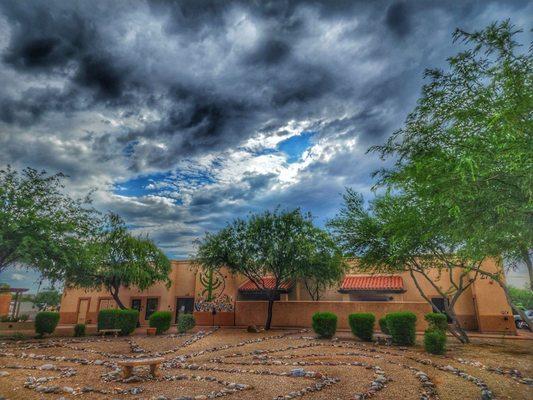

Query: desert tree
left=195, top=208, right=344, bottom=330
left=371, top=21, right=532, bottom=328
left=0, top=166, right=97, bottom=281
left=66, top=213, right=171, bottom=309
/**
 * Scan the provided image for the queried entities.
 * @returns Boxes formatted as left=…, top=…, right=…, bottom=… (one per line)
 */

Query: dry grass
left=0, top=328, right=531, bottom=400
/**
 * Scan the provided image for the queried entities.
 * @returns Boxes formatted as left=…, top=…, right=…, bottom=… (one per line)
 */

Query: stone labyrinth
left=0, top=329, right=532, bottom=400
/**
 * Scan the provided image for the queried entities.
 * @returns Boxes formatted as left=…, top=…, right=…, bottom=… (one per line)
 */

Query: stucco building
left=59, top=258, right=516, bottom=333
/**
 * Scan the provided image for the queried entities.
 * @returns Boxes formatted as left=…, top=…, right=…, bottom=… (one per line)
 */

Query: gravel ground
left=0, top=328, right=531, bottom=400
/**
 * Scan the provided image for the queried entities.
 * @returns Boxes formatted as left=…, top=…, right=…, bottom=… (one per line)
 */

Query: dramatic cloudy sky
left=0, top=1, right=531, bottom=290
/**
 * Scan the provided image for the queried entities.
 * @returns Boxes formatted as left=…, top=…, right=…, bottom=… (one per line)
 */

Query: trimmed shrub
left=425, top=312, right=448, bottom=331
left=379, top=317, right=390, bottom=334
left=149, top=311, right=172, bottom=334
left=386, top=312, right=417, bottom=346
left=424, top=329, right=447, bottom=354
left=312, top=312, right=337, bottom=339
left=177, top=313, right=195, bottom=333
left=97, top=309, right=139, bottom=336
left=348, top=313, right=375, bottom=341
left=74, top=323, right=86, bottom=337
left=34, top=312, right=60, bottom=338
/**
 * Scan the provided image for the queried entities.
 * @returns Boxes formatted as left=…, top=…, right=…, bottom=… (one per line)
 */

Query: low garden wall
left=235, top=301, right=433, bottom=331
left=194, top=311, right=235, bottom=326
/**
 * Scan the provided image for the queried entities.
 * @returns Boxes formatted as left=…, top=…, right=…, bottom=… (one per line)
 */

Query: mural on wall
left=195, top=268, right=234, bottom=312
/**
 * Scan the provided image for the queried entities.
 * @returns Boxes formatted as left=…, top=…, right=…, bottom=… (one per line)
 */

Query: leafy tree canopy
left=370, top=20, right=532, bottom=286
left=66, top=213, right=171, bottom=309
left=195, top=208, right=344, bottom=329
left=0, top=166, right=98, bottom=281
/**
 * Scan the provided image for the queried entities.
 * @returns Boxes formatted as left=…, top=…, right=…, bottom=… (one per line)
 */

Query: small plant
left=74, top=323, right=86, bottom=337
left=385, top=312, right=417, bottom=346
left=425, top=312, right=447, bottom=331
left=18, top=314, right=30, bottom=322
left=177, top=313, right=196, bottom=333
left=97, top=309, right=139, bottom=336
left=34, top=311, right=60, bottom=338
left=348, top=313, right=375, bottom=341
left=379, top=317, right=390, bottom=334
left=311, top=312, right=337, bottom=339
left=424, top=329, right=447, bottom=355
left=149, top=311, right=172, bottom=334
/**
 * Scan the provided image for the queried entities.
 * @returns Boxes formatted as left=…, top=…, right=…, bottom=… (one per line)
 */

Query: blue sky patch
left=277, top=131, right=316, bottom=163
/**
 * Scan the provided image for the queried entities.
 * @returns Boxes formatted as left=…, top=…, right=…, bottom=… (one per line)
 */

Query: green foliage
left=425, top=313, right=448, bottom=331
left=74, top=323, right=86, bottom=337
left=386, top=312, right=417, bottom=346
left=67, top=213, right=171, bottom=309
left=369, top=21, right=532, bottom=287
left=34, top=312, right=60, bottom=337
left=149, top=311, right=172, bottom=334
left=348, top=313, right=375, bottom=341
left=424, top=329, right=447, bottom=355
left=195, top=208, right=344, bottom=329
left=32, top=289, right=61, bottom=311
left=312, top=312, right=337, bottom=339
left=97, top=309, right=139, bottom=336
left=508, top=286, right=533, bottom=310
left=379, top=317, right=390, bottom=334
left=177, top=313, right=195, bottom=333
left=0, top=166, right=98, bottom=280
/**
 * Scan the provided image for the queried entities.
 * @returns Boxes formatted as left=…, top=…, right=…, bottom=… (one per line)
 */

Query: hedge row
left=98, top=309, right=139, bottom=336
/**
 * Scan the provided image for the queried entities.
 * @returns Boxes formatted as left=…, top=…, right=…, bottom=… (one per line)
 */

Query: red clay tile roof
left=239, top=277, right=293, bottom=292
left=340, top=275, right=404, bottom=292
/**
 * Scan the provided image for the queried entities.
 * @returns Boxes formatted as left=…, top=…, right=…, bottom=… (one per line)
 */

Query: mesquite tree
left=329, top=190, right=487, bottom=343
left=195, top=209, right=343, bottom=330
left=371, top=21, right=532, bottom=327
left=0, top=166, right=97, bottom=281
left=67, top=213, right=171, bottom=309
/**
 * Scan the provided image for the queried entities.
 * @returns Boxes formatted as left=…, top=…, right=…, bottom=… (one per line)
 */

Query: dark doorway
left=175, top=297, right=194, bottom=323
left=431, top=297, right=452, bottom=322
left=145, top=298, right=159, bottom=320
left=131, top=299, right=142, bottom=327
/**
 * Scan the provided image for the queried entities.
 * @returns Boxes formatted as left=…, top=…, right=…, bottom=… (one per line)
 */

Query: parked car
left=514, top=310, right=533, bottom=329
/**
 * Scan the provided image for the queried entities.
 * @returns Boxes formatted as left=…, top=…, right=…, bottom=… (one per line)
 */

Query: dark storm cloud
left=0, top=0, right=531, bottom=260
left=384, top=1, right=411, bottom=38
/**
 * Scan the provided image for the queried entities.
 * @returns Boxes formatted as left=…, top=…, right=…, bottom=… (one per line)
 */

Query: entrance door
left=145, top=298, right=159, bottom=320
left=175, top=297, right=194, bottom=323
left=131, top=299, right=142, bottom=327
left=77, top=299, right=89, bottom=324
left=431, top=297, right=452, bottom=322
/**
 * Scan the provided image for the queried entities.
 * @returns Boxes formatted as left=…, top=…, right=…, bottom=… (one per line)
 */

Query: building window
left=145, top=298, right=158, bottom=320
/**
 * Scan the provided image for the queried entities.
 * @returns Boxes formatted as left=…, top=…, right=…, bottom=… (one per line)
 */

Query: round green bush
left=424, top=312, right=447, bottom=331
left=311, top=312, right=337, bottom=339
left=97, top=309, right=139, bottom=336
left=378, top=317, right=390, bottom=334
left=34, top=311, right=60, bottom=338
left=149, top=311, right=172, bottom=334
left=177, top=313, right=196, bottom=333
left=348, top=313, right=375, bottom=341
left=74, top=323, right=86, bottom=337
left=424, top=329, right=447, bottom=354
left=385, top=311, right=417, bottom=346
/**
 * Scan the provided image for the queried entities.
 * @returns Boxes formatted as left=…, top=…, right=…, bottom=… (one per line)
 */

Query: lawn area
left=0, top=328, right=531, bottom=400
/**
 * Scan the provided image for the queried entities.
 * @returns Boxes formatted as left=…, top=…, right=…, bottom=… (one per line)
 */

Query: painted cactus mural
left=199, top=268, right=225, bottom=301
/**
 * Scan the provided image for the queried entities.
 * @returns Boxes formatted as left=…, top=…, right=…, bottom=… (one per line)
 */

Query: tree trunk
left=444, top=304, right=470, bottom=343
left=521, top=248, right=533, bottom=292
left=265, top=299, right=274, bottom=330
left=109, top=285, right=126, bottom=309
left=497, top=279, right=532, bottom=331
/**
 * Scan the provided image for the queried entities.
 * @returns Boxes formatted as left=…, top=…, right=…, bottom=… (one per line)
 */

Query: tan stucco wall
left=59, top=258, right=516, bottom=333
left=235, top=300, right=432, bottom=330
left=0, top=293, right=11, bottom=316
